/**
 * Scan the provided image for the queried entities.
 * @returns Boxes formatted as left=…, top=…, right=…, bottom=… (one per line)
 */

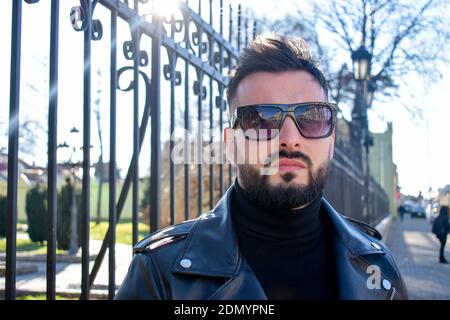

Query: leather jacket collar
left=117, top=183, right=407, bottom=300
left=166, top=185, right=406, bottom=300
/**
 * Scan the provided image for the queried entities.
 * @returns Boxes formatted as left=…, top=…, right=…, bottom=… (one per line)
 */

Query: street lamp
left=366, top=80, right=376, bottom=108
left=57, top=128, right=82, bottom=255
left=351, top=44, right=373, bottom=222
left=351, top=45, right=371, bottom=80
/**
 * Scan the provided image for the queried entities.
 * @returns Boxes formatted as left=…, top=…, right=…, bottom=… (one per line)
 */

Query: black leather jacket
left=115, top=186, right=408, bottom=300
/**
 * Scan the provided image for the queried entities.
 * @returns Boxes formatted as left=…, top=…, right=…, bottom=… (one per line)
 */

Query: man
left=398, top=205, right=405, bottom=221
left=115, top=34, right=407, bottom=300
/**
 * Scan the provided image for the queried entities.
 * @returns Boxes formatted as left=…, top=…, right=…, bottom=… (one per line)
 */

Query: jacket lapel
left=207, top=256, right=268, bottom=300
left=171, top=185, right=395, bottom=300
left=171, top=185, right=269, bottom=299
left=171, top=187, right=239, bottom=278
left=321, top=199, right=395, bottom=300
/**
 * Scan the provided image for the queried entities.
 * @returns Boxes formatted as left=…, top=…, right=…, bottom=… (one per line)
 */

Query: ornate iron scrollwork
left=192, top=29, right=206, bottom=56
left=174, top=19, right=183, bottom=33
left=193, top=79, right=207, bottom=100
left=116, top=20, right=151, bottom=110
left=70, top=0, right=102, bottom=40
left=215, top=95, right=226, bottom=110
left=116, top=65, right=152, bottom=118
left=123, top=40, right=147, bottom=67
left=163, top=63, right=182, bottom=86
left=213, top=51, right=221, bottom=65
left=70, top=5, right=85, bottom=31
left=91, top=19, right=103, bottom=41
left=117, top=66, right=151, bottom=93
left=139, top=50, right=149, bottom=67
left=123, top=40, right=134, bottom=60
left=192, top=30, right=200, bottom=47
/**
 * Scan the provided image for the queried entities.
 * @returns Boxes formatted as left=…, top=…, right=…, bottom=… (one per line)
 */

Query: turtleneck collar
left=231, top=178, right=323, bottom=240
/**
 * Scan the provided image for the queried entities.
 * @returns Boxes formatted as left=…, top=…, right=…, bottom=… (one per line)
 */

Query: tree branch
left=330, top=0, right=354, bottom=52
left=374, top=0, right=435, bottom=79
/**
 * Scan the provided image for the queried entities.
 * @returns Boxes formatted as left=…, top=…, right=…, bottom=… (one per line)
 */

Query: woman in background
left=432, top=206, right=450, bottom=263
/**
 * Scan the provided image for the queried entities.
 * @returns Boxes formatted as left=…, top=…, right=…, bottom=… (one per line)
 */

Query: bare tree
left=262, top=0, right=450, bottom=118
left=0, top=117, right=45, bottom=158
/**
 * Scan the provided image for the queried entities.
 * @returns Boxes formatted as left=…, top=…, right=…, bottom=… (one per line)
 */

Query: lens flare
left=151, top=0, right=179, bottom=18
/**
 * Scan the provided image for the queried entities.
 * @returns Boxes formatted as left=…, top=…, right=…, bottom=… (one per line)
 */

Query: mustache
left=264, top=150, right=312, bottom=168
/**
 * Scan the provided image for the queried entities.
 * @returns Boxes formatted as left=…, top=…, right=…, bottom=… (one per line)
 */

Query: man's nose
left=278, top=115, right=304, bottom=151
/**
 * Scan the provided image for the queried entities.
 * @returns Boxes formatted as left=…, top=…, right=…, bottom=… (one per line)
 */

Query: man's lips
left=276, top=158, right=307, bottom=172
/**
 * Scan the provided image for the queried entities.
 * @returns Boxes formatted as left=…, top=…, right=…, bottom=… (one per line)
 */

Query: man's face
left=225, top=70, right=335, bottom=209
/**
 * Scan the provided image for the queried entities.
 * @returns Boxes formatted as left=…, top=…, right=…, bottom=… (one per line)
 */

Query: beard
left=237, top=149, right=330, bottom=211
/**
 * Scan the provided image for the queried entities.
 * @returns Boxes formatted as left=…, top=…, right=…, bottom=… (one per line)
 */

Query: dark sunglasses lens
left=294, top=105, right=333, bottom=138
left=239, top=107, right=282, bottom=139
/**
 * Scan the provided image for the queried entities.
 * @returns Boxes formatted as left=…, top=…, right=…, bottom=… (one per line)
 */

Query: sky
left=0, top=0, right=449, bottom=198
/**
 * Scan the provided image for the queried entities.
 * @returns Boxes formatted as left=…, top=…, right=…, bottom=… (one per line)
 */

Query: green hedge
left=57, top=178, right=82, bottom=251
left=25, top=184, right=47, bottom=244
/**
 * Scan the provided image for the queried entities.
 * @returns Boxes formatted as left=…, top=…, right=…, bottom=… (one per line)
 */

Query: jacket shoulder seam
left=134, top=221, right=195, bottom=253
left=331, top=215, right=385, bottom=256
left=344, top=216, right=382, bottom=240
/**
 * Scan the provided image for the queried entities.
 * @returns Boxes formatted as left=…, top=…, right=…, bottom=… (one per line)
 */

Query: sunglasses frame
left=230, top=101, right=338, bottom=140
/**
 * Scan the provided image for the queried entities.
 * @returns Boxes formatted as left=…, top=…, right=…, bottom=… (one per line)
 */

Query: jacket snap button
left=382, top=279, right=392, bottom=290
left=371, top=242, right=381, bottom=250
left=180, top=259, right=192, bottom=269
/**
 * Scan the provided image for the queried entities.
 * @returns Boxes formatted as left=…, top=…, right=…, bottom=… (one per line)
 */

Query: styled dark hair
left=226, top=33, right=328, bottom=111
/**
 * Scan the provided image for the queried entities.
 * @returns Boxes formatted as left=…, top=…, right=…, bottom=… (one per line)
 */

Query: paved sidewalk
left=385, top=215, right=450, bottom=299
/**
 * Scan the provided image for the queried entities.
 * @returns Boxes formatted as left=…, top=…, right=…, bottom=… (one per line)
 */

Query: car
left=411, top=205, right=426, bottom=219
left=402, top=203, right=415, bottom=215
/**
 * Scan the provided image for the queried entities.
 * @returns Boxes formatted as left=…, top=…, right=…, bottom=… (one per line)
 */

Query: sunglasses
left=230, top=102, right=338, bottom=140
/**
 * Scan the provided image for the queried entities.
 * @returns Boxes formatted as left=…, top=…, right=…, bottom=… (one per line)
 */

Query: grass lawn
left=0, top=221, right=150, bottom=254
left=0, top=238, right=67, bottom=255
left=0, top=180, right=144, bottom=222
left=89, top=221, right=150, bottom=245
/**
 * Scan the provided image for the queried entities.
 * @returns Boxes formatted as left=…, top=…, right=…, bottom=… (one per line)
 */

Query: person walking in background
left=398, top=205, right=405, bottom=221
left=432, top=206, right=450, bottom=263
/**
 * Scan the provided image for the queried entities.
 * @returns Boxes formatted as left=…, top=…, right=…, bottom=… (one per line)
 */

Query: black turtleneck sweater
left=231, top=180, right=336, bottom=300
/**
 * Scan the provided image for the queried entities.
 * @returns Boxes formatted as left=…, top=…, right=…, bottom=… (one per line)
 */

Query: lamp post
left=366, top=80, right=376, bottom=109
left=57, top=141, right=79, bottom=255
left=57, top=127, right=83, bottom=255
left=351, top=45, right=371, bottom=81
left=351, top=44, right=373, bottom=222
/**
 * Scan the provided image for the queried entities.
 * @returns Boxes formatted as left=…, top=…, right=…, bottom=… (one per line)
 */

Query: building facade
left=369, top=122, right=398, bottom=217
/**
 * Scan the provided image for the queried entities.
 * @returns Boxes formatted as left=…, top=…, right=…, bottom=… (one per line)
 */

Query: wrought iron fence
left=2, top=0, right=390, bottom=300
left=325, top=146, right=390, bottom=226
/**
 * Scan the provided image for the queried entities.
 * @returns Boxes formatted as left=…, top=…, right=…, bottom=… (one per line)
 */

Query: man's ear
left=224, top=127, right=236, bottom=165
